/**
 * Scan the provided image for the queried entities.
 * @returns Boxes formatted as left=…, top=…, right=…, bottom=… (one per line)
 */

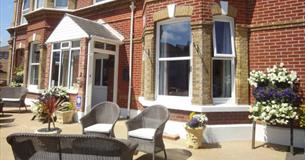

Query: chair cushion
left=128, top=128, right=156, bottom=140
left=2, top=98, right=20, bottom=102
left=84, top=124, right=113, bottom=133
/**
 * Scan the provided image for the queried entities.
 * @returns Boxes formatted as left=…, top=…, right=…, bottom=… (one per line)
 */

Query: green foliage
left=57, top=102, right=75, bottom=111
left=299, top=105, right=305, bottom=127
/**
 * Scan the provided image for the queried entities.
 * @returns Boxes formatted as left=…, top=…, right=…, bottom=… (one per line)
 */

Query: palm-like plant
left=41, top=95, right=62, bottom=131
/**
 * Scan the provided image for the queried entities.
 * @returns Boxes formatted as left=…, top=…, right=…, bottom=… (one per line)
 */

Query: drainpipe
left=127, top=0, right=135, bottom=119
left=10, top=0, right=20, bottom=83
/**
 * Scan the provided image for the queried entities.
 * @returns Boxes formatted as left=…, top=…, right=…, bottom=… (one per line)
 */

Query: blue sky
left=0, top=0, right=13, bottom=47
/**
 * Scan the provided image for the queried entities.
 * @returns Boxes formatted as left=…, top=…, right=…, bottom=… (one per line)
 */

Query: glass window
left=55, top=0, right=68, bottom=8
left=35, top=0, right=44, bottom=9
left=158, top=20, right=191, bottom=97
left=29, top=43, right=40, bottom=85
left=4, top=53, right=8, bottom=59
left=96, top=0, right=106, bottom=3
left=94, top=59, right=102, bottom=86
left=23, top=0, right=30, bottom=9
left=106, top=44, right=116, bottom=52
left=212, top=17, right=235, bottom=103
left=94, top=42, right=105, bottom=49
left=72, top=41, right=80, bottom=48
left=21, top=0, right=30, bottom=24
left=213, top=60, right=232, bottom=98
left=213, top=20, right=234, bottom=56
left=51, top=41, right=80, bottom=89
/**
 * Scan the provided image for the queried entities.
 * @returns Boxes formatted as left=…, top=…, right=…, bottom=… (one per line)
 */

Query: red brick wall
left=76, top=0, right=93, bottom=9
left=250, top=0, right=305, bottom=25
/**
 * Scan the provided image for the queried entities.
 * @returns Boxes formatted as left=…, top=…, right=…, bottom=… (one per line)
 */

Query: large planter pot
left=35, top=127, right=62, bottom=134
left=56, top=110, right=75, bottom=124
left=185, top=126, right=205, bottom=149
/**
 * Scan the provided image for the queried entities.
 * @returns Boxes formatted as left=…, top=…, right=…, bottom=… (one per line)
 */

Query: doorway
left=91, top=53, right=109, bottom=107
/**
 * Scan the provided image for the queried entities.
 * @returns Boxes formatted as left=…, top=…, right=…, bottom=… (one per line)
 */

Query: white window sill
left=138, top=96, right=250, bottom=112
left=27, top=86, right=42, bottom=94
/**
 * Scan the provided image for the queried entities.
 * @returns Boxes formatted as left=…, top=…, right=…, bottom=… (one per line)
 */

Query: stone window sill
left=138, top=96, right=250, bottom=112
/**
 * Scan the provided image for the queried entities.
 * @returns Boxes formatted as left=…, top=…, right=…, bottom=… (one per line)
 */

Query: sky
left=0, top=0, right=13, bottom=47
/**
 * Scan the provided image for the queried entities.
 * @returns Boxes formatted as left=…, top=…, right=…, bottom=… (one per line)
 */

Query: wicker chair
left=80, top=101, right=120, bottom=137
left=0, top=87, right=28, bottom=112
left=7, top=133, right=138, bottom=160
left=126, top=105, right=170, bottom=160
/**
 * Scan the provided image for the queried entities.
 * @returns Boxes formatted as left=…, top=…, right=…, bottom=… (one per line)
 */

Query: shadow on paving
left=136, top=149, right=192, bottom=160
left=285, top=148, right=305, bottom=160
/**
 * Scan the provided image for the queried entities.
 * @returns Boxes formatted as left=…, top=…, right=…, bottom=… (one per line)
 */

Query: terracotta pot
left=56, top=110, right=75, bottom=124
left=185, top=126, right=205, bottom=149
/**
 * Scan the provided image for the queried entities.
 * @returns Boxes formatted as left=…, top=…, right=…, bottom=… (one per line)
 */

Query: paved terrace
left=0, top=108, right=304, bottom=160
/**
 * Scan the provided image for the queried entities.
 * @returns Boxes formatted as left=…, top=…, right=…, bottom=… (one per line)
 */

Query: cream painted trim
left=138, top=96, right=250, bottom=112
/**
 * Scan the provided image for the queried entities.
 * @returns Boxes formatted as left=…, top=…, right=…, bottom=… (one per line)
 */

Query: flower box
left=56, top=110, right=75, bottom=124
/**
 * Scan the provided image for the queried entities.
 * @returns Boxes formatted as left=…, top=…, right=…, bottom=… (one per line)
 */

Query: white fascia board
left=46, top=15, right=89, bottom=43
left=96, top=19, right=125, bottom=42
left=138, top=96, right=250, bottom=112
left=92, top=35, right=123, bottom=45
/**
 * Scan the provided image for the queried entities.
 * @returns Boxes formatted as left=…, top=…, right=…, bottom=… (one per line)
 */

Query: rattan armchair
left=80, top=101, right=120, bottom=137
left=126, top=105, right=170, bottom=160
left=7, top=133, right=138, bottom=160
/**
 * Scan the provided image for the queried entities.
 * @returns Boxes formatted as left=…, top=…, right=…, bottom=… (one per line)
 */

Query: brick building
left=0, top=45, right=9, bottom=85
left=6, top=0, right=305, bottom=145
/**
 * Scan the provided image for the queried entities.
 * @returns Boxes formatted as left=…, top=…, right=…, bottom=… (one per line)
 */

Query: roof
left=67, top=14, right=120, bottom=41
left=46, top=14, right=123, bottom=43
left=0, top=46, right=9, bottom=52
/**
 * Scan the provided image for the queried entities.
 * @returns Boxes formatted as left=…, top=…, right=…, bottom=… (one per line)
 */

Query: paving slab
left=0, top=108, right=303, bottom=160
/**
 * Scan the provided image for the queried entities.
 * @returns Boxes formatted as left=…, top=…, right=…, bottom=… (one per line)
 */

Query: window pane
left=61, top=42, right=69, bottom=48
left=23, top=0, right=30, bottom=9
left=95, top=59, right=101, bottom=86
left=69, top=50, right=80, bottom=88
left=4, top=53, right=8, bottom=59
left=53, top=43, right=60, bottom=49
left=159, top=21, right=191, bottom=58
left=31, top=44, right=40, bottom=63
left=96, top=0, right=105, bottom=2
left=102, top=59, right=108, bottom=86
left=72, top=41, right=80, bottom=48
left=159, top=60, right=189, bottom=96
left=51, top=52, right=60, bottom=86
left=94, top=42, right=105, bottom=49
left=30, top=65, right=39, bottom=85
left=215, top=21, right=232, bottom=55
left=106, top=44, right=116, bottom=51
left=55, top=0, right=68, bottom=7
left=60, top=50, right=69, bottom=87
left=36, top=0, right=44, bottom=8
left=213, top=60, right=232, bottom=98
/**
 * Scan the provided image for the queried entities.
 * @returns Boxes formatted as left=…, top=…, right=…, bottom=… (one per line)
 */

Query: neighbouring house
left=0, top=45, right=9, bottom=86
left=6, top=0, right=305, bottom=147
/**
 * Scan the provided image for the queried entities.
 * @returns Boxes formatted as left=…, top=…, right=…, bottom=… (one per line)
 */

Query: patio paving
left=0, top=108, right=304, bottom=160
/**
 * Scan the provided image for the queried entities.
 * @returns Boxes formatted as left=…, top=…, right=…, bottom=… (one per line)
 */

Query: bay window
left=212, top=16, right=235, bottom=104
left=51, top=41, right=80, bottom=89
left=28, top=43, right=40, bottom=87
left=156, top=19, right=191, bottom=97
left=21, top=0, right=30, bottom=24
left=54, top=0, right=68, bottom=9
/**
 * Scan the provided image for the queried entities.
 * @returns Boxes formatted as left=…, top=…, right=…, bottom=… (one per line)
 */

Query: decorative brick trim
left=250, top=19, right=305, bottom=31
left=235, top=26, right=249, bottom=104
left=153, top=5, right=193, bottom=22
left=210, top=3, right=237, bottom=18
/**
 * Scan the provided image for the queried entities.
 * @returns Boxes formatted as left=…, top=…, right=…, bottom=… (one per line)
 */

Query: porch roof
left=46, top=14, right=124, bottom=44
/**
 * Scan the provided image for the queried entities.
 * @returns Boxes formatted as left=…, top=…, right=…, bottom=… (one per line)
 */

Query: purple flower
left=187, top=118, right=200, bottom=128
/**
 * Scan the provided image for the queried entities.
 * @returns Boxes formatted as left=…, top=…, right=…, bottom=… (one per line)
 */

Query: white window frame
left=54, top=0, right=68, bottom=9
left=213, top=16, right=236, bottom=57
left=28, top=42, right=40, bottom=91
left=34, top=0, right=44, bottom=10
left=49, top=40, right=80, bottom=91
left=21, top=0, right=30, bottom=25
left=155, top=18, right=193, bottom=103
left=212, top=16, right=236, bottom=104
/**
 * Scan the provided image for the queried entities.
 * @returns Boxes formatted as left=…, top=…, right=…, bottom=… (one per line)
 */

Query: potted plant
left=56, top=101, right=75, bottom=124
left=33, top=87, right=69, bottom=134
left=185, top=112, right=208, bottom=149
left=248, top=63, right=300, bottom=125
